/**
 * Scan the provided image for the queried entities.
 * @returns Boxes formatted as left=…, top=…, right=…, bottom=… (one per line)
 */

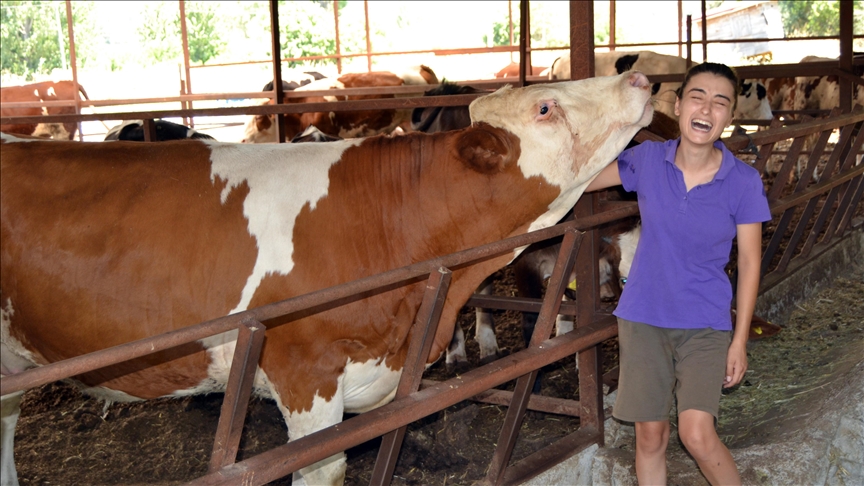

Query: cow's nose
left=629, top=71, right=650, bottom=89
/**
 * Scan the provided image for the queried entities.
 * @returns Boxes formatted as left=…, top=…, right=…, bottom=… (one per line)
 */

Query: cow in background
left=0, top=80, right=91, bottom=140
left=735, top=79, right=773, bottom=121
left=104, top=120, right=215, bottom=142
left=550, top=51, right=687, bottom=119
left=410, top=81, right=483, bottom=133
left=242, top=65, right=438, bottom=143
left=494, top=62, right=549, bottom=78
left=262, top=71, right=327, bottom=92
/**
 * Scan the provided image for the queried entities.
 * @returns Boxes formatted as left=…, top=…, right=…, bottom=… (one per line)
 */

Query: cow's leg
left=274, top=380, right=347, bottom=486
left=473, top=277, right=499, bottom=363
left=1, top=390, right=23, bottom=486
left=446, top=325, right=468, bottom=367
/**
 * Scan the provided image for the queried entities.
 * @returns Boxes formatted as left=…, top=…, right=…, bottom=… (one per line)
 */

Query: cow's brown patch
left=1, top=140, right=258, bottom=398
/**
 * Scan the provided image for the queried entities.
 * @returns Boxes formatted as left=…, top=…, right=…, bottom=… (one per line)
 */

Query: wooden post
left=519, top=0, right=531, bottom=85
left=701, top=0, right=708, bottom=62
left=678, top=0, right=683, bottom=58
left=686, top=15, right=693, bottom=68
left=179, top=0, right=194, bottom=127
left=609, top=0, right=616, bottom=52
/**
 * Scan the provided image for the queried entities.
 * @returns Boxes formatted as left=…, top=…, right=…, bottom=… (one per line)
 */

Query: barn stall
left=2, top=1, right=863, bottom=485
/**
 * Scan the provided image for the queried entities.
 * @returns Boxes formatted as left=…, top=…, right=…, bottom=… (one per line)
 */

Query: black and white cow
left=104, top=120, right=215, bottom=142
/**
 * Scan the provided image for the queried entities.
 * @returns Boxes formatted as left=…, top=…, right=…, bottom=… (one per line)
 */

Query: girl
left=586, top=62, right=771, bottom=485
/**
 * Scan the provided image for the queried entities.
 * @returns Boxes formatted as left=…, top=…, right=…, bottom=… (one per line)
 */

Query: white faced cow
left=0, top=71, right=653, bottom=486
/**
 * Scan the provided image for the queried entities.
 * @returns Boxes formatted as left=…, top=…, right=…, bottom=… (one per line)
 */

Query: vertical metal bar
left=143, top=118, right=157, bottom=142
left=209, top=320, right=266, bottom=472
left=839, top=0, right=854, bottom=113
left=333, top=0, right=342, bottom=74
left=509, top=0, right=514, bottom=63
left=519, top=0, right=530, bottom=86
left=701, top=0, right=707, bottom=62
left=767, top=135, right=807, bottom=202
left=752, top=118, right=784, bottom=174
left=569, top=0, right=594, bottom=81
left=609, top=0, right=616, bottom=52
left=64, top=0, right=83, bottom=141
left=686, top=15, right=693, bottom=68
left=835, top=174, right=864, bottom=236
left=179, top=0, right=194, bottom=128
left=364, top=0, right=372, bottom=72
left=678, top=0, right=683, bottom=58
left=369, top=268, right=452, bottom=486
left=483, top=229, right=584, bottom=486
left=269, top=0, right=286, bottom=143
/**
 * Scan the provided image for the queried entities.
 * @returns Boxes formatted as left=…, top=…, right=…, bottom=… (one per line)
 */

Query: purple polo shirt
left=613, top=139, right=771, bottom=330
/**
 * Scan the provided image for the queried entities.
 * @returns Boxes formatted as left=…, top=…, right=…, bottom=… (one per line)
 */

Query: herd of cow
left=0, top=50, right=843, bottom=486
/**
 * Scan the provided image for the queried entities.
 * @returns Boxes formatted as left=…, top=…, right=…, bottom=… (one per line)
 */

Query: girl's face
left=674, top=72, right=735, bottom=146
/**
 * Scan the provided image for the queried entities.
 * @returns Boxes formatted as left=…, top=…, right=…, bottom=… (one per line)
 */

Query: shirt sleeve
left=734, top=167, right=772, bottom=225
left=617, top=143, right=647, bottom=193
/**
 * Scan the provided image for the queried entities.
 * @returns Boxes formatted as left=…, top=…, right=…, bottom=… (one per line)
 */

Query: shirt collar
left=664, top=138, right=735, bottom=181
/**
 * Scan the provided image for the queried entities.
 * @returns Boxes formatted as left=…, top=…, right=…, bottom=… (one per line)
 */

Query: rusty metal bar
left=569, top=0, right=594, bottom=81
left=518, top=0, right=530, bottom=87
left=179, top=0, right=195, bottom=128
left=484, top=229, right=583, bottom=486
left=724, top=111, right=864, bottom=152
left=609, top=1, right=616, bottom=51
left=370, top=267, right=452, bottom=486
left=766, top=134, right=807, bottom=202
left=686, top=15, right=692, bottom=67
left=770, top=124, right=835, bottom=274
left=142, top=118, right=157, bottom=142
left=751, top=118, right=785, bottom=174
left=364, top=0, right=372, bottom=72
left=840, top=0, right=854, bottom=113
left=64, top=0, right=83, bottom=141
left=798, top=126, right=864, bottom=259
left=701, top=0, right=707, bottom=62
left=268, top=0, right=286, bottom=143
left=836, top=174, right=864, bottom=236
left=509, top=0, right=514, bottom=62
left=209, top=319, right=266, bottom=472
left=189, top=317, right=619, bottom=486
left=501, top=427, right=601, bottom=486
left=678, top=0, right=683, bottom=57
left=333, top=0, right=342, bottom=74
left=0, top=204, right=629, bottom=398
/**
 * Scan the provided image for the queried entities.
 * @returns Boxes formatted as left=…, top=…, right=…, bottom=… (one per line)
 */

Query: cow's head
left=468, top=71, right=653, bottom=224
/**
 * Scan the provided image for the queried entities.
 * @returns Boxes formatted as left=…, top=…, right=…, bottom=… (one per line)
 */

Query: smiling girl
left=587, top=62, right=771, bottom=485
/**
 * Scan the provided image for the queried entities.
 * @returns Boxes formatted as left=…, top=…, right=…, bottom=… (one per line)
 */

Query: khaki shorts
left=613, top=318, right=731, bottom=423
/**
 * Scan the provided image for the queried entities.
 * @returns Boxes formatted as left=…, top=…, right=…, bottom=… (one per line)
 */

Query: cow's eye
left=539, top=105, right=549, bottom=115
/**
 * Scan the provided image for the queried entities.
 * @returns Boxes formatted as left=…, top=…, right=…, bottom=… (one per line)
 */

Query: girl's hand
left=724, top=342, right=748, bottom=388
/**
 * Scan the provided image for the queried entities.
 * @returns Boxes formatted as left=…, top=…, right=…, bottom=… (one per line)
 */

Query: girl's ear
left=674, top=98, right=680, bottom=118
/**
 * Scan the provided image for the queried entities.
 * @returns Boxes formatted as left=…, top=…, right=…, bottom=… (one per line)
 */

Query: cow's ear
left=455, top=123, right=520, bottom=174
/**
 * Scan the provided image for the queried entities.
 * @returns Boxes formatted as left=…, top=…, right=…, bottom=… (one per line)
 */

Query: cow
left=550, top=51, right=687, bottom=119
left=494, top=62, right=549, bottom=78
left=735, top=79, right=773, bottom=121
left=0, top=80, right=91, bottom=140
left=262, top=71, right=327, bottom=92
left=410, top=81, right=483, bottom=133
left=241, top=66, right=438, bottom=143
left=290, top=125, right=343, bottom=143
left=104, top=120, right=215, bottom=142
left=0, top=71, right=654, bottom=486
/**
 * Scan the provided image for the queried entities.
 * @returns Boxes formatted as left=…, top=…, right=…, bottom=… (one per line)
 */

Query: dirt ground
left=11, top=254, right=864, bottom=485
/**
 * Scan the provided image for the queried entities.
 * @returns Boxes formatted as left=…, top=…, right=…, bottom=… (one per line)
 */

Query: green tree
left=779, top=0, right=840, bottom=36
left=136, top=1, right=224, bottom=65
left=1, top=0, right=98, bottom=80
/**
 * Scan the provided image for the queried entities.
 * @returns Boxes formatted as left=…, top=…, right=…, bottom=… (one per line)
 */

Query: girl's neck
left=675, top=137, right=720, bottom=170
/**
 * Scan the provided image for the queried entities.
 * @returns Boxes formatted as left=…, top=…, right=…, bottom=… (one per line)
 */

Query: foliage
left=136, top=1, right=224, bottom=65
left=779, top=0, right=841, bottom=36
left=277, top=0, right=366, bottom=68
left=0, top=0, right=99, bottom=80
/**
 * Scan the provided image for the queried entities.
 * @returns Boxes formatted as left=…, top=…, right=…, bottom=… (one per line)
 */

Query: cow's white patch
left=0, top=298, right=41, bottom=377
left=617, top=225, right=641, bottom=280
left=341, top=357, right=401, bottom=413
left=1, top=390, right=24, bottom=486
left=207, top=140, right=362, bottom=315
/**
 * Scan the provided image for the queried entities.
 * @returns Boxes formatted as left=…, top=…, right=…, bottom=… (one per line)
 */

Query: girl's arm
left=724, top=222, right=762, bottom=388
left=585, top=160, right=622, bottom=192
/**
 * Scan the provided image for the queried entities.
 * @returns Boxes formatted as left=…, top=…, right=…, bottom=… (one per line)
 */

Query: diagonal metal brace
left=209, top=318, right=266, bottom=472
left=369, top=267, right=453, bottom=486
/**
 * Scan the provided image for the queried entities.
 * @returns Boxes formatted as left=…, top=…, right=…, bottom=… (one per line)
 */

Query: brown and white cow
left=494, top=62, right=549, bottom=78
left=0, top=80, right=90, bottom=140
left=550, top=51, right=687, bottom=119
left=0, top=71, right=653, bottom=486
left=242, top=66, right=438, bottom=143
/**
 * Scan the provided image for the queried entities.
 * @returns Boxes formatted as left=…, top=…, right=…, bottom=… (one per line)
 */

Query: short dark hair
left=677, top=62, right=739, bottom=110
